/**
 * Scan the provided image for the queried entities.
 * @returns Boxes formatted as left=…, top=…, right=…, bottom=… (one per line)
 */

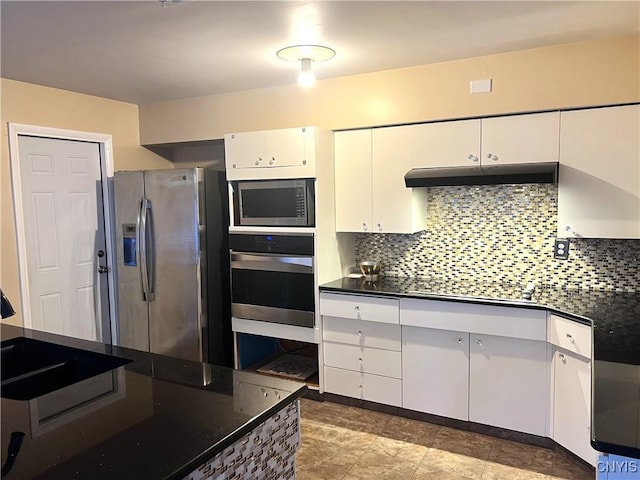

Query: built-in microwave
left=233, top=178, right=315, bottom=227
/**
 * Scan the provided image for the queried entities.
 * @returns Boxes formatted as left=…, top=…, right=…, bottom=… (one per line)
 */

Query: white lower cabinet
left=469, top=334, right=548, bottom=437
left=321, top=292, right=402, bottom=405
left=553, top=349, right=598, bottom=466
left=548, top=314, right=599, bottom=466
left=324, top=367, right=402, bottom=406
left=402, top=326, right=470, bottom=421
left=324, top=342, right=401, bottom=378
left=321, top=292, right=599, bottom=465
left=400, top=297, right=548, bottom=436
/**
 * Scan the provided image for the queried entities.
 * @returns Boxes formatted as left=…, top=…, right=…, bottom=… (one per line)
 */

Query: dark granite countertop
left=1, top=324, right=307, bottom=480
left=320, top=276, right=640, bottom=458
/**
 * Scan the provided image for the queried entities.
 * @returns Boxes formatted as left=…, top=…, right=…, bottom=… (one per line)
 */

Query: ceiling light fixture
left=277, top=45, right=336, bottom=88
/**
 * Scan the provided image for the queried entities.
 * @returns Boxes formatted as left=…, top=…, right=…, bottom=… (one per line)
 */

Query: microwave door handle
left=230, top=253, right=313, bottom=274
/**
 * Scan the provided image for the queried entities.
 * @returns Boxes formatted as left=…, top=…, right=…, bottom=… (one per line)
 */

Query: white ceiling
left=1, top=1, right=639, bottom=105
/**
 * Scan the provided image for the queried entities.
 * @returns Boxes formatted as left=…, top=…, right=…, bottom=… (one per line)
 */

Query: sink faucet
left=522, top=282, right=536, bottom=300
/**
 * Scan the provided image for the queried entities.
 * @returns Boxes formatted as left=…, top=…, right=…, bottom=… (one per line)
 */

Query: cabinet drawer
left=324, top=366, right=402, bottom=406
left=400, top=298, right=547, bottom=341
left=320, top=293, right=399, bottom=324
left=548, top=315, right=591, bottom=359
left=323, top=342, right=401, bottom=378
left=323, top=316, right=401, bottom=351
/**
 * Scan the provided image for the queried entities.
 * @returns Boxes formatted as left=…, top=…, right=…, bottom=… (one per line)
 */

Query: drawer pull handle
left=475, top=338, right=483, bottom=347
left=359, top=384, right=363, bottom=389
left=357, top=330, right=363, bottom=337
left=559, top=353, right=566, bottom=364
left=457, top=338, right=463, bottom=344
left=566, top=333, right=575, bottom=343
left=358, top=357, right=363, bottom=362
left=355, top=305, right=360, bottom=311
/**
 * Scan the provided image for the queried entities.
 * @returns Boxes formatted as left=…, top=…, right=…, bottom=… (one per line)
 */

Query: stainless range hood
left=404, top=162, right=558, bottom=187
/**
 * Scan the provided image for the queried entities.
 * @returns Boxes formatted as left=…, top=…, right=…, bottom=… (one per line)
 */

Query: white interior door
left=14, top=135, right=109, bottom=341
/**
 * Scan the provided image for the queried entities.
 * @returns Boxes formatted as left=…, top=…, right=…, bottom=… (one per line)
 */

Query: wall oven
left=230, top=233, right=315, bottom=328
left=232, top=178, right=315, bottom=227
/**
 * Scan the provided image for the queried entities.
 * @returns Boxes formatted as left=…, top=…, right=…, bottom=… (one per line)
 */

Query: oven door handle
left=230, top=252, right=313, bottom=274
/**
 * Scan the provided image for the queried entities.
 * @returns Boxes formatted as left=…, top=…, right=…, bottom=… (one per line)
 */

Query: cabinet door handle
left=475, top=338, right=483, bottom=347
left=457, top=338, right=463, bottom=344
left=566, top=333, right=575, bottom=344
left=377, top=223, right=382, bottom=232
left=487, top=153, right=499, bottom=161
left=559, top=352, right=567, bottom=364
left=362, top=222, right=368, bottom=232
left=269, top=156, right=275, bottom=165
left=468, top=154, right=479, bottom=163
left=357, top=330, right=363, bottom=337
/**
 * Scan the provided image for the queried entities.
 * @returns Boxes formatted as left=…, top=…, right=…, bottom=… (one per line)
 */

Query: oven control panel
left=229, top=233, right=314, bottom=255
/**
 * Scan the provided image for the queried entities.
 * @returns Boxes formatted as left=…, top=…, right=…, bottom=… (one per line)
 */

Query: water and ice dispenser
left=122, top=224, right=137, bottom=266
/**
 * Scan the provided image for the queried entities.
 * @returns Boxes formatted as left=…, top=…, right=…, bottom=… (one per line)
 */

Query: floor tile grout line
left=338, top=428, right=380, bottom=480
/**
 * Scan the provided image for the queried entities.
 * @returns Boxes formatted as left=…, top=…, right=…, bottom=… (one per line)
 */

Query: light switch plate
left=554, top=238, right=570, bottom=260
left=470, top=78, right=492, bottom=94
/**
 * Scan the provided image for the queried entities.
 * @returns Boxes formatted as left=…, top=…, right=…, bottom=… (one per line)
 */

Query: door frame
left=8, top=123, right=118, bottom=344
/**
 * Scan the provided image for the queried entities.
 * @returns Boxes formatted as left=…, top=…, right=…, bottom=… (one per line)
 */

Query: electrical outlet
left=554, top=239, right=570, bottom=260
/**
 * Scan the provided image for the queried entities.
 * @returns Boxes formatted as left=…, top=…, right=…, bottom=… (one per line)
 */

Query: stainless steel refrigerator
left=113, top=168, right=231, bottom=365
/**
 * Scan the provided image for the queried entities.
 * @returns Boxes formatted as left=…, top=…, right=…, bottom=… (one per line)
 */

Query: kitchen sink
left=1, top=337, right=131, bottom=401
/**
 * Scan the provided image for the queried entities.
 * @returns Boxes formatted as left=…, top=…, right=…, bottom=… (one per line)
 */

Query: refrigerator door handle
left=139, top=197, right=154, bottom=301
left=146, top=199, right=155, bottom=302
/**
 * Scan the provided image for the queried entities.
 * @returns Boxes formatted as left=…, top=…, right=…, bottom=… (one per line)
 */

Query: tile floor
left=296, top=398, right=595, bottom=480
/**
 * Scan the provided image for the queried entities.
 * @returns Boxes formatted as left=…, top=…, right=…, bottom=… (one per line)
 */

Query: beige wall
left=1, top=79, right=171, bottom=326
left=139, top=35, right=640, bottom=144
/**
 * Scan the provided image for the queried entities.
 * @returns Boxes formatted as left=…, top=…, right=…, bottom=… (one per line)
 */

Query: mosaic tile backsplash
left=354, top=184, right=640, bottom=292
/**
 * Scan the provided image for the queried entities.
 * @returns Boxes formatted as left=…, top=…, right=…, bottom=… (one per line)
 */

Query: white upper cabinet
left=225, top=130, right=266, bottom=169
left=481, top=112, right=560, bottom=165
left=558, top=104, right=640, bottom=238
left=334, top=128, right=427, bottom=234
left=411, top=112, right=560, bottom=169
left=334, top=129, right=372, bottom=232
left=224, top=127, right=315, bottom=180
left=412, top=119, right=481, bottom=168
left=372, top=126, right=427, bottom=233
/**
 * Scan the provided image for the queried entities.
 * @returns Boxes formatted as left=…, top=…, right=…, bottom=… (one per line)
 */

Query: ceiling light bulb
left=298, top=58, right=315, bottom=88
left=277, top=45, right=334, bottom=88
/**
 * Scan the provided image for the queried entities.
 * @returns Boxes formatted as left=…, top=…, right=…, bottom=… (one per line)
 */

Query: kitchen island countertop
left=1, top=324, right=307, bottom=480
